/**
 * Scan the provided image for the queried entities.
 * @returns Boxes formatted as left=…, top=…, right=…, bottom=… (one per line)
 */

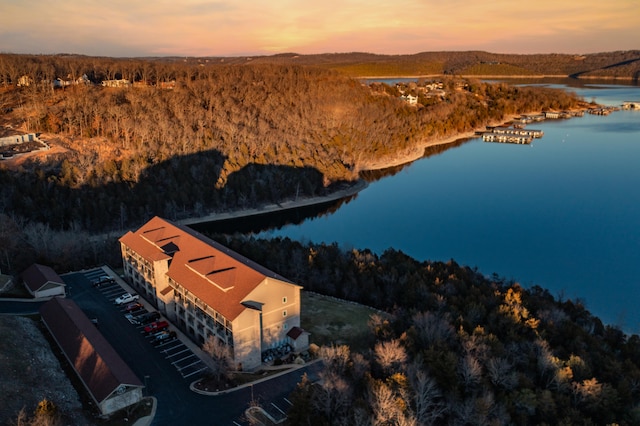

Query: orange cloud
left=1, top=0, right=638, bottom=56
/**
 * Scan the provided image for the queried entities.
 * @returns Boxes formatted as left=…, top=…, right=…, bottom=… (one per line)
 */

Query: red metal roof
left=40, top=298, right=143, bottom=404
left=286, top=326, right=307, bottom=340
left=120, top=217, right=295, bottom=320
left=21, top=263, right=65, bottom=293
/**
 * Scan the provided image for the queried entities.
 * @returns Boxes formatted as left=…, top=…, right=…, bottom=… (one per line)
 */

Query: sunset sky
left=2, top=0, right=638, bottom=57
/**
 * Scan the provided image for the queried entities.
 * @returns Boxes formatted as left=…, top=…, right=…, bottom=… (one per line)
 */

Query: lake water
left=203, top=80, right=640, bottom=333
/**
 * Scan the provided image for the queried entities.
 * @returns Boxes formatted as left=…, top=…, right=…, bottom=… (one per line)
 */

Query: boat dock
left=491, top=128, right=544, bottom=138
left=482, top=133, right=533, bottom=144
left=482, top=126, right=543, bottom=144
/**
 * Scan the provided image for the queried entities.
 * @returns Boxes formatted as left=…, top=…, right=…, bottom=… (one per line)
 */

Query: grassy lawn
left=301, top=291, right=381, bottom=353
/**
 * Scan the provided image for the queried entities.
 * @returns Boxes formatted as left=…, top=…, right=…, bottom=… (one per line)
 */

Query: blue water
left=260, top=83, right=640, bottom=332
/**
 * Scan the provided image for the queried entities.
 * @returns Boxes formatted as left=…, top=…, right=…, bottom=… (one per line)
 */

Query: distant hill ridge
left=176, top=50, right=640, bottom=80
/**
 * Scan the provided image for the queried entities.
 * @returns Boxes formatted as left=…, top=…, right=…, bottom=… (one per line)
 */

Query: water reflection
left=361, top=136, right=476, bottom=183
left=190, top=195, right=357, bottom=235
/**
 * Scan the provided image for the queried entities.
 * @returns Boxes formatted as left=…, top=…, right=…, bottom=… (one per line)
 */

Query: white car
left=115, top=293, right=139, bottom=305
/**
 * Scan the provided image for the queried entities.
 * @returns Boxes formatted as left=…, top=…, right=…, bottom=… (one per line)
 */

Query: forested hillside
left=0, top=54, right=585, bottom=272
left=217, top=235, right=640, bottom=425
left=243, top=50, right=640, bottom=79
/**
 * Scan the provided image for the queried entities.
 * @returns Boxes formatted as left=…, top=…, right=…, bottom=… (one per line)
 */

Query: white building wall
left=99, top=387, right=143, bottom=416
left=245, top=278, right=301, bottom=349
left=232, top=309, right=262, bottom=370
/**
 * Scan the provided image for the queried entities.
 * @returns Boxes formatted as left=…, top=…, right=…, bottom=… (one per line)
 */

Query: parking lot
left=63, top=266, right=322, bottom=425
left=81, top=268, right=209, bottom=381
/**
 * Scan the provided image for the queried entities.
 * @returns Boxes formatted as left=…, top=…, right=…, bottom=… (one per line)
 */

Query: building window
left=283, top=323, right=288, bottom=330
left=282, top=297, right=287, bottom=304
left=283, top=310, right=287, bottom=317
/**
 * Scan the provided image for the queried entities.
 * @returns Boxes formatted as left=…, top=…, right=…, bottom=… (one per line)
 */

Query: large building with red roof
left=119, top=216, right=304, bottom=370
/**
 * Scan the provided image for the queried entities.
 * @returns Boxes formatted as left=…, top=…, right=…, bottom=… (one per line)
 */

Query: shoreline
left=358, top=74, right=638, bottom=81
left=178, top=179, right=369, bottom=226
left=179, top=111, right=553, bottom=226
left=356, top=112, right=531, bottom=172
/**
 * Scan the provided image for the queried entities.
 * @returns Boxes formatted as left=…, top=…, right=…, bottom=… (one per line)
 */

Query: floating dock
left=482, top=126, right=543, bottom=144
left=482, top=133, right=533, bottom=144
left=491, top=128, right=544, bottom=138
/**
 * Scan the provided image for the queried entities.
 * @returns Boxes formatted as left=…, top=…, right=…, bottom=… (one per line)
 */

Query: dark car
left=152, top=330, right=176, bottom=344
left=92, top=275, right=114, bottom=287
left=137, top=311, right=161, bottom=325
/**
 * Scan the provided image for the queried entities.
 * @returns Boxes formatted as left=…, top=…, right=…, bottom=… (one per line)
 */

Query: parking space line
left=177, top=359, right=201, bottom=371
left=270, top=403, right=286, bottom=415
left=283, top=398, right=293, bottom=406
left=183, top=366, right=208, bottom=379
left=161, top=343, right=183, bottom=353
left=172, top=354, right=197, bottom=366
left=165, top=348, right=190, bottom=358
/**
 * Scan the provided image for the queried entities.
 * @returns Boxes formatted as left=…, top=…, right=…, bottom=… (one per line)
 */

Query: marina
left=482, top=127, right=543, bottom=144
left=482, top=133, right=533, bottom=144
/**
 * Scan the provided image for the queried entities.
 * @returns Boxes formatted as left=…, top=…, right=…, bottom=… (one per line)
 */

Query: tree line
left=215, top=235, right=640, bottom=425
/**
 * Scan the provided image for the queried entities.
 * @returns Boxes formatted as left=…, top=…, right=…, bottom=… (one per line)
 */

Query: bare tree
left=318, top=344, right=351, bottom=375
left=407, top=365, right=447, bottom=426
left=369, top=380, right=400, bottom=425
left=202, top=335, right=233, bottom=384
left=412, top=311, right=455, bottom=347
left=571, top=377, right=603, bottom=406
left=369, top=313, right=394, bottom=340
left=486, top=357, right=517, bottom=391
left=459, top=354, right=483, bottom=389
left=374, top=339, right=408, bottom=376
left=312, top=369, right=353, bottom=424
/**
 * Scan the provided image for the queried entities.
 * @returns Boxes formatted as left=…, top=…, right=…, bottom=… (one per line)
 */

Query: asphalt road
left=60, top=269, right=322, bottom=425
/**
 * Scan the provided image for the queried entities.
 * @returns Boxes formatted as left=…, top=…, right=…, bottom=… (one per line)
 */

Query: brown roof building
left=119, top=216, right=305, bottom=370
left=21, top=263, right=66, bottom=299
left=40, top=297, right=143, bottom=416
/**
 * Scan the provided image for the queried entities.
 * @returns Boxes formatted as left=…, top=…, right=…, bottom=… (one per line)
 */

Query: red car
left=144, top=320, right=169, bottom=334
left=124, top=302, right=143, bottom=312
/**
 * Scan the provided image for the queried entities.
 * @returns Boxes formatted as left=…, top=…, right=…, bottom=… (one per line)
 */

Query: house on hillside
left=40, top=297, right=144, bottom=416
left=119, top=216, right=307, bottom=371
left=400, top=94, right=418, bottom=105
left=101, top=79, right=131, bottom=88
left=17, top=75, right=33, bottom=87
left=21, top=263, right=66, bottom=298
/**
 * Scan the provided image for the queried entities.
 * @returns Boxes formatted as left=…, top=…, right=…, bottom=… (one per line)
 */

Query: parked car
left=124, top=313, right=139, bottom=324
left=115, top=293, right=139, bottom=305
left=92, top=275, right=114, bottom=287
left=124, top=302, right=143, bottom=312
left=152, top=330, right=176, bottom=344
left=144, top=320, right=169, bottom=334
left=136, top=311, right=161, bottom=325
